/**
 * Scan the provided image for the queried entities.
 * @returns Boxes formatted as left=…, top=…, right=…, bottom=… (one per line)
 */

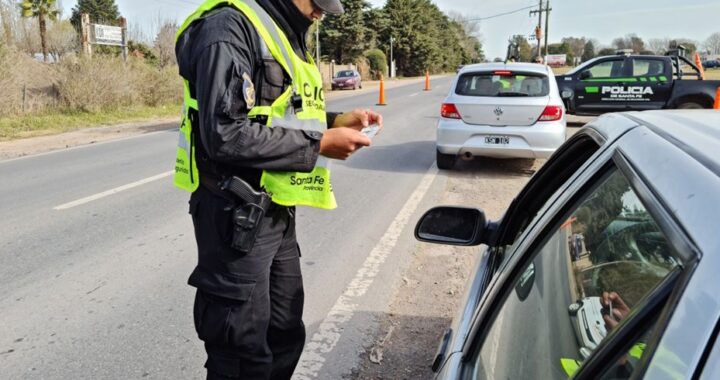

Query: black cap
left=312, top=0, right=344, bottom=14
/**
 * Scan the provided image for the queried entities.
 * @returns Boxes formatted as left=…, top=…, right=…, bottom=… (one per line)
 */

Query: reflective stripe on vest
left=173, top=0, right=335, bottom=209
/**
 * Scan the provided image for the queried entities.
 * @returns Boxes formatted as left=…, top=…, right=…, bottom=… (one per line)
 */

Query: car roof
left=593, top=110, right=720, bottom=175
left=458, top=62, right=550, bottom=75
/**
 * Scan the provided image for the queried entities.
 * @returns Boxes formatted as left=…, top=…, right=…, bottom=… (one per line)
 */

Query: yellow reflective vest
left=174, top=0, right=336, bottom=210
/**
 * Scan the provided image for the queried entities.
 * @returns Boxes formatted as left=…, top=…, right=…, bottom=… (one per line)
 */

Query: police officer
left=174, top=0, right=382, bottom=378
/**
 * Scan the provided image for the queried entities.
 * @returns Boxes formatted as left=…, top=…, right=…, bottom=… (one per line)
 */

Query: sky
left=59, top=0, right=720, bottom=59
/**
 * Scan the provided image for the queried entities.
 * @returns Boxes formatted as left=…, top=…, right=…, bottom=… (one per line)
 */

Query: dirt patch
left=0, top=118, right=178, bottom=160
left=350, top=158, right=544, bottom=379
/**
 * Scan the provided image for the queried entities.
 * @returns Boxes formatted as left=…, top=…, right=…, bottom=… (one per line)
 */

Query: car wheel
left=677, top=102, right=703, bottom=109
left=353, top=84, right=357, bottom=90
left=568, top=301, right=582, bottom=316
left=437, top=150, right=456, bottom=170
left=359, top=83, right=362, bottom=89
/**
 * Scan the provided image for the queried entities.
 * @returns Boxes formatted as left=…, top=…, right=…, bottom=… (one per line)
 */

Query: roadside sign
left=545, top=54, right=567, bottom=66
left=92, top=24, right=123, bottom=46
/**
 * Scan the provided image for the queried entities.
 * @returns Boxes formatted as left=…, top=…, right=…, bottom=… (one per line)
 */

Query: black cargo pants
left=188, top=186, right=305, bottom=380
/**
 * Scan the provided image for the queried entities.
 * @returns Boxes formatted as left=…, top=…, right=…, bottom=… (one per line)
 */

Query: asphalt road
left=0, top=77, right=455, bottom=379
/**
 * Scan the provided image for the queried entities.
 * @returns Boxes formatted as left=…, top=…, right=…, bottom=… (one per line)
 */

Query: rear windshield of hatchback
left=455, top=72, right=549, bottom=97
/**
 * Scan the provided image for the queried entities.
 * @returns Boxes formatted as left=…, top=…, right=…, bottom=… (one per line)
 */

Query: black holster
left=220, top=176, right=272, bottom=254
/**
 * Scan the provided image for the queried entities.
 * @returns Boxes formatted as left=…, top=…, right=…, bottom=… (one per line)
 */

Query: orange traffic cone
left=714, top=87, right=720, bottom=110
left=377, top=74, right=386, bottom=106
left=424, top=70, right=431, bottom=91
left=694, top=52, right=706, bottom=80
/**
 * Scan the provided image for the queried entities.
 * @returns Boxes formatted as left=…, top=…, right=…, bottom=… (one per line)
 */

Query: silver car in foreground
left=416, top=110, right=720, bottom=379
left=437, top=63, right=566, bottom=169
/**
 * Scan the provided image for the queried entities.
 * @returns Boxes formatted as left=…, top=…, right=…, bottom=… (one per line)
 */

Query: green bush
left=364, top=48, right=387, bottom=80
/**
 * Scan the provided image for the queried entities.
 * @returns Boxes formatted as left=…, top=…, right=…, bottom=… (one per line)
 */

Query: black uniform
left=175, top=0, right=335, bottom=378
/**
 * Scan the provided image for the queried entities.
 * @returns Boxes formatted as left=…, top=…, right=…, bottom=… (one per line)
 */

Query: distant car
left=331, top=69, right=362, bottom=90
left=436, top=62, right=566, bottom=170
left=703, top=60, right=720, bottom=69
left=568, top=297, right=607, bottom=360
left=415, top=110, right=720, bottom=379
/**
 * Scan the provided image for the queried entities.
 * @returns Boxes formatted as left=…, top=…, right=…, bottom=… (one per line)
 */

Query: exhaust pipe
left=460, top=151, right=473, bottom=161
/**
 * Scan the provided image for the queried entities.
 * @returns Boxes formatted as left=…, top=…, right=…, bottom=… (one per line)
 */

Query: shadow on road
left=448, top=157, right=541, bottom=178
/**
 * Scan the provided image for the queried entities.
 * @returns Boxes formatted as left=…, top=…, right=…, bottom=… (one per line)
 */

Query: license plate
left=338, top=83, right=344, bottom=87
left=485, top=136, right=510, bottom=145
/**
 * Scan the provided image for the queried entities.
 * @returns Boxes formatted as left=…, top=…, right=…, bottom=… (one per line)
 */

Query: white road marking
left=292, top=164, right=439, bottom=380
left=409, top=93, right=419, bottom=97
left=54, top=170, right=173, bottom=210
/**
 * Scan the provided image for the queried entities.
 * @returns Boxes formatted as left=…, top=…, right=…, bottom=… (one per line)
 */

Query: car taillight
left=538, top=105, right=563, bottom=121
left=441, top=103, right=461, bottom=119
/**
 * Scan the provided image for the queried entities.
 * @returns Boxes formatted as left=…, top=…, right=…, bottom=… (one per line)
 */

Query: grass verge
left=0, top=103, right=181, bottom=141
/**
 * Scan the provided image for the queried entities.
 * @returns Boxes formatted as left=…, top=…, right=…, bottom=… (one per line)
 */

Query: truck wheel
left=677, top=102, right=703, bottom=109
left=437, top=150, right=456, bottom=170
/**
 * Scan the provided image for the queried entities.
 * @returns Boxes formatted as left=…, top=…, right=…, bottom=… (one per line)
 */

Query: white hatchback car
left=437, top=63, right=566, bottom=169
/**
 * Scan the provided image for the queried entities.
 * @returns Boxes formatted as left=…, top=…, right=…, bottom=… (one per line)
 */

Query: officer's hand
left=319, top=127, right=371, bottom=160
left=332, top=108, right=383, bottom=131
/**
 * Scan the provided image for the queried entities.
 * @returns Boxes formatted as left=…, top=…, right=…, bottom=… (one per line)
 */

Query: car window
left=470, top=168, right=682, bottom=380
left=582, top=59, right=626, bottom=79
left=455, top=72, right=549, bottom=97
left=337, top=70, right=354, bottom=77
left=631, top=59, right=666, bottom=78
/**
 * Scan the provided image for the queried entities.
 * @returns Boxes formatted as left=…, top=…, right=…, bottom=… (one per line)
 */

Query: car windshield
left=337, top=71, right=354, bottom=78
left=455, top=72, right=549, bottom=97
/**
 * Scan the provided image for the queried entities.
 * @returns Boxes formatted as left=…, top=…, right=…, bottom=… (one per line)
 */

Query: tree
left=561, top=36, right=586, bottom=60
left=448, top=13, right=484, bottom=63
left=510, top=34, right=533, bottom=62
left=319, top=0, right=370, bottom=64
left=647, top=38, right=670, bottom=55
left=364, top=48, right=386, bottom=79
left=597, top=47, right=615, bottom=56
left=47, top=19, right=77, bottom=61
left=70, top=0, right=120, bottom=30
left=154, top=21, right=177, bottom=68
left=382, top=0, right=445, bottom=75
left=612, top=33, right=645, bottom=53
left=705, top=32, right=720, bottom=55
left=669, top=39, right=697, bottom=56
left=19, top=0, right=59, bottom=62
left=581, top=40, right=595, bottom=62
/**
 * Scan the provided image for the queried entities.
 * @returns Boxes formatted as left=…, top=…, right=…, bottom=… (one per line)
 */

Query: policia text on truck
left=555, top=49, right=720, bottom=115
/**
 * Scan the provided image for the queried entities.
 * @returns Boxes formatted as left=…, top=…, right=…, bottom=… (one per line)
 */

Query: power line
left=466, top=5, right=538, bottom=21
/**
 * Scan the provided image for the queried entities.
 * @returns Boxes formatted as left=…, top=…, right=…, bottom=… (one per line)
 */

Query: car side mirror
left=579, top=71, right=591, bottom=80
left=415, top=206, right=497, bottom=246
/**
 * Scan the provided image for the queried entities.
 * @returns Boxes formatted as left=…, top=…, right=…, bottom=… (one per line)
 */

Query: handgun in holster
left=220, top=176, right=272, bottom=254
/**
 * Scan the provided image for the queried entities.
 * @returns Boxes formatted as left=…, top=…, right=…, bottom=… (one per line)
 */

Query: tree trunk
left=39, top=11, right=48, bottom=62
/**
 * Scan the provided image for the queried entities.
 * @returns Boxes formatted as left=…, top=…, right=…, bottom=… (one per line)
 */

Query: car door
left=627, top=57, right=671, bottom=110
left=574, top=57, right=631, bottom=114
left=456, top=137, right=698, bottom=379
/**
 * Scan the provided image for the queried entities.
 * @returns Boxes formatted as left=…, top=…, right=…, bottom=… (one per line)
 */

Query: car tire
left=568, top=301, right=582, bottom=316
left=437, top=150, right=456, bottom=170
left=677, top=102, right=703, bottom=109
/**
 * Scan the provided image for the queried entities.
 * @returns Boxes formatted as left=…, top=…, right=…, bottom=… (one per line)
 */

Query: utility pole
left=530, top=0, right=551, bottom=61
left=543, top=1, right=551, bottom=57
left=389, top=36, right=394, bottom=78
